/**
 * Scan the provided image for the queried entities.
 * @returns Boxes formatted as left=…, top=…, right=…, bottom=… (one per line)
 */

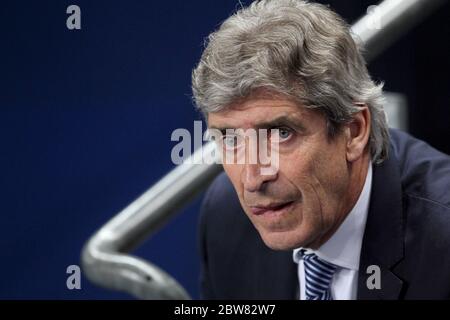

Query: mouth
left=249, top=201, right=295, bottom=216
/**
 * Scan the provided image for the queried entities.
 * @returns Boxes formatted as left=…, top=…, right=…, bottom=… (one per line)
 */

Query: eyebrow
left=209, top=115, right=307, bottom=135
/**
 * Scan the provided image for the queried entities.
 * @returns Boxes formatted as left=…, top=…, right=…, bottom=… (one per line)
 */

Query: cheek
left=291, top=174, right=325, bottom=223
left=279, top=156, right=326, bottom=224
left=314, top=140, right=350, bottom=194
left=295, top=155, right=349, bottom=227
left=285, top=145, right=346, bottom=222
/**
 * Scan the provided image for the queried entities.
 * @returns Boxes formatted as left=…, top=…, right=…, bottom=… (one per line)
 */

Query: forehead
left=207, top=92, right=320, bottom=130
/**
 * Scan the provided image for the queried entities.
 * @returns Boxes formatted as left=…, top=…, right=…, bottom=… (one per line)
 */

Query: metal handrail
left=351, top=0, right=446, bottom=61
left=81, top=0, right=447, bottom=299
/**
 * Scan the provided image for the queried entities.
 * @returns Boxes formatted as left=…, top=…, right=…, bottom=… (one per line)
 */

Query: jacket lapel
left=254, top=240, right=299, bottom=299
left=357, top=150, right=405, bottom=299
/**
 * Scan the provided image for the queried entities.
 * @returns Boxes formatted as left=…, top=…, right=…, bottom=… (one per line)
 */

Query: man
left=191, top=0, right=450, bottom=299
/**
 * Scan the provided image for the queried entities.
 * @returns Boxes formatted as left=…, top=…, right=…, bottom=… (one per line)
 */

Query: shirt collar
left=293, top=162, right=372, bottom=271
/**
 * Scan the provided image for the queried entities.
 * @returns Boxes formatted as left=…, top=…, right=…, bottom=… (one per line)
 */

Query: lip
left=249, top=201, right=295, bottom=216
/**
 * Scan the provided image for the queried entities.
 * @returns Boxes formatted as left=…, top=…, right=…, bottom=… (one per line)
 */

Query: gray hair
left=192, top=0, right=389, bottom=163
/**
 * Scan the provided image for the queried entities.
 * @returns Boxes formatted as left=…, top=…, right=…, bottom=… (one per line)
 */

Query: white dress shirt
left=293, top=163, right=373, bottom=300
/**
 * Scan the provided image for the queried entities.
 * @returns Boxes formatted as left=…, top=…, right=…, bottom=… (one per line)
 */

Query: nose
left=238, top=132, right=278, bottom=192
left=241, top=162, right=277, bottom=192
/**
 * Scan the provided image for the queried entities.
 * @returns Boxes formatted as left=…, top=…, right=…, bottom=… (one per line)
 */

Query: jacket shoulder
left=389, top=129, right=450, bottom=208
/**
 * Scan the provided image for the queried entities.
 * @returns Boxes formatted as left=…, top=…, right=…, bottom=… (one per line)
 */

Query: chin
left=259, top=230, right=309, bottom=251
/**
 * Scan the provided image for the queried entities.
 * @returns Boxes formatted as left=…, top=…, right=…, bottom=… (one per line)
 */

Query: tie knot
left=300, top=250, right=338, bottom=300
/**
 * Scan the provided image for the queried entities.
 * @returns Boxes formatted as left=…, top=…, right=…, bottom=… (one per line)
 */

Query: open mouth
left=250, top=201, right=295, bottom=216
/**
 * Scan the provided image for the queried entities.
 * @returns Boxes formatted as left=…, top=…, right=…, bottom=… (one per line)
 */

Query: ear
left=345, top=105, right=371, bottom=162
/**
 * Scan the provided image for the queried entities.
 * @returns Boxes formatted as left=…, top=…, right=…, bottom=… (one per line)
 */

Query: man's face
left=208, top=92, right=354, bottom=250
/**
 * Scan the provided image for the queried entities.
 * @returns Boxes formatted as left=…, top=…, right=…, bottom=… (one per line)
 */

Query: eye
left=279, top=128, right=291, bottom=139
left=222, top=134, right=243, bottom=149
left=271, top=127, right=293, bottom=142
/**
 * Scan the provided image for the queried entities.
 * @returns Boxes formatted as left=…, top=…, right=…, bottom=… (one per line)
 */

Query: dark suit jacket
left=198, top=129, right=450, bottom=299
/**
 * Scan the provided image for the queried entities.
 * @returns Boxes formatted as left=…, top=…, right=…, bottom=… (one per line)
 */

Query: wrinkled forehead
left=206, top=90, right=321, bottom=132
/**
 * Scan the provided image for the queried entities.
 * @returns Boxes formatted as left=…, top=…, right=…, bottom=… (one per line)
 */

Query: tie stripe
left=301, top=250, right=338, bottom=300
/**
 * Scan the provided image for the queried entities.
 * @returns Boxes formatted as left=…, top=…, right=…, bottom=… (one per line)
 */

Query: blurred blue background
left=0, top=0, right=449, bottom=299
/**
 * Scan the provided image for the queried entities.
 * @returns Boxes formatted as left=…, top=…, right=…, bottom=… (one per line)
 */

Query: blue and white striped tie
left=301, top=250, right=338, bottom=300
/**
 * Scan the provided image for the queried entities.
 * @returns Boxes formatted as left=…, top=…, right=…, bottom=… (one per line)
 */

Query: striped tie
left=301, top=250, right=338, bottom=300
